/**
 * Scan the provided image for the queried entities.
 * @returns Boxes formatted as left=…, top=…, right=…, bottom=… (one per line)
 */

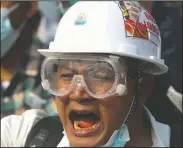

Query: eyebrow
left=64, top=67, right=94, bottom=74
left=63, top=67, right=77, bottom=73
left=60, top=62, right=114, bottom=74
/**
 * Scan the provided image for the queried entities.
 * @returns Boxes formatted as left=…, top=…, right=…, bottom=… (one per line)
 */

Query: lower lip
left=69, top=120, right=103, bottom=137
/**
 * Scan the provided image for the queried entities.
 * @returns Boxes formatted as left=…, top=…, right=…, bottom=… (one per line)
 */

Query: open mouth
left=69, top=110, right=101, bottom=135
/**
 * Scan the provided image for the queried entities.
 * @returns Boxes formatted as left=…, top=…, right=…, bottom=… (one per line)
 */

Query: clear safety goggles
left=41, top=54, right=128, bottom=99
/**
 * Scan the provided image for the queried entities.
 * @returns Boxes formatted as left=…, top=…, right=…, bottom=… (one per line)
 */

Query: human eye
left=59, top=68, right=75, bottom=80
left=60, top=73, right=74, bottom=80
left=87, top=70, right=112, bottom=81
left=95, top=73, right=113, bottom=80
left=86, top=68, right=114, bottom=81
left=126, top=2, right=131, bottom=6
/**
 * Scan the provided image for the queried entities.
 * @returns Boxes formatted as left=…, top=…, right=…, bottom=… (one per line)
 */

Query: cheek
left=100, top=94, right=133, bottom=129
left=97, top=97, right=130, bottom=144
left=55, top=98, right=67, bottom=125
left=100, top=98, right=125, bottom=129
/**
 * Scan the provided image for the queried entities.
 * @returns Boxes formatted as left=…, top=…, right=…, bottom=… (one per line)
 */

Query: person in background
left=139, top=1, right=182, bottom=147
left=56, top=0, right=78, bottom=19
left=120, top=1, right=149, bottom=40
left=122, top=1, right=141, bottom=22
left=0, top=1, right=60, bottom=118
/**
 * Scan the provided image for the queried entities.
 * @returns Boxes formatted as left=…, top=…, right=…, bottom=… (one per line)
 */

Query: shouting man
left=1, top=1, right=170, bottom=147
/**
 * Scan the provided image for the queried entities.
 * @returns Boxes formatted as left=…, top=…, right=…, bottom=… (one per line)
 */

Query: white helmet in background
left=38, top=1, right=168, bottom=75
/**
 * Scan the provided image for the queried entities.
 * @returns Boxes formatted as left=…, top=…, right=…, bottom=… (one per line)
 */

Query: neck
left=126, top=105, right=153, bottom=147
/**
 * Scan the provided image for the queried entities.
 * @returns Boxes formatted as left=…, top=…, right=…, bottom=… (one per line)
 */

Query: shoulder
left=1, top=109, right=49, bottom=147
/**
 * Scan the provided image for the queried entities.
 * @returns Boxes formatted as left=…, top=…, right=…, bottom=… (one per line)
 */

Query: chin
left=69, top=136, right=106, bottom=147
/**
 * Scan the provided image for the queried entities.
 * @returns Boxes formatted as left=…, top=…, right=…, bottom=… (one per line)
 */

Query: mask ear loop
left=124, top=65, right=143, bottom=125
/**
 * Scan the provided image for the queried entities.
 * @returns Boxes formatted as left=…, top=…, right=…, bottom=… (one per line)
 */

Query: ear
left=138, top=75, right=154, bottom=105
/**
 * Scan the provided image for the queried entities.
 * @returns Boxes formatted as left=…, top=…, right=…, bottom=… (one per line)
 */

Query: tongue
left=77, top=119, right=96, bottom=128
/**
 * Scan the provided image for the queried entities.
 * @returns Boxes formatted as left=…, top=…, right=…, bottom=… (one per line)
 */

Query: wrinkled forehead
left=44, top=53, right=136, bottom=73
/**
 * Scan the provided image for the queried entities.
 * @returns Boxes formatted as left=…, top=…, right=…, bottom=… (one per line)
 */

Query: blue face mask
left=102, top=124, right=130, bottom=147
left=1, top=4, right=25, bottom=58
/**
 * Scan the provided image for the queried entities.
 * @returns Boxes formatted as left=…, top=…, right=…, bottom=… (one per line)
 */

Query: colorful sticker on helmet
left=119, top=1, right=160, bottom=46
left=75, top=13, right=86, bottom=25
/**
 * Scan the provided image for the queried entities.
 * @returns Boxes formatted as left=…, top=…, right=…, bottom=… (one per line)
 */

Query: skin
left=55, top=60, right=153, bottom=147
left=123, top=1, right=141, bottom=22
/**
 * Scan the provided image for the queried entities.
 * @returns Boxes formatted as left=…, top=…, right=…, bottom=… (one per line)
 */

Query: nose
left=69, top=82, right=93, bottom=102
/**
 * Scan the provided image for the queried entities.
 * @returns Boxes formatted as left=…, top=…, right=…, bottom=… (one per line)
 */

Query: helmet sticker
left=75, top=13, right=86, bottom=25
left=119, top=1, right=160, bottom=46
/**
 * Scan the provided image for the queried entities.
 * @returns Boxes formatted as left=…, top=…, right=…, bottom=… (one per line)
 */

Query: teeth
left=92, top=123, right=97, bottom=129
left=74, top=121, right=99, bottom=130
left=74, top=121, right=81, bottom=130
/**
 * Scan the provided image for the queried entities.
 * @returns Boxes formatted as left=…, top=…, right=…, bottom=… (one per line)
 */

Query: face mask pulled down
left=102, top=124, right=130, bottom=147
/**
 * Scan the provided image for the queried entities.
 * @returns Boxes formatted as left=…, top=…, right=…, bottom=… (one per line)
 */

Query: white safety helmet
left=38, top=1, right=168, bottom=75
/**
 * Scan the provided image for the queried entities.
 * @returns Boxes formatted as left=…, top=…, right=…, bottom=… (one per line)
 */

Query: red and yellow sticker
left=120, top=1, right=160, bottom=45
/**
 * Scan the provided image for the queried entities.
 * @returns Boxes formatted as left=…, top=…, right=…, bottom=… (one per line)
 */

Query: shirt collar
left=57, top=106, right=170, bottom=147
left=143, top=106, right=170, bottom=147
left=57, top=130, right=71, bottom=147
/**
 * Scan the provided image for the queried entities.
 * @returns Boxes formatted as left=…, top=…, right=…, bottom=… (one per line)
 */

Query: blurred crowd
left=0, top=1, right=182, bottom=140
left=1, top=1, right=78, bottom=118
left=142, top=2, right=182, bottom=146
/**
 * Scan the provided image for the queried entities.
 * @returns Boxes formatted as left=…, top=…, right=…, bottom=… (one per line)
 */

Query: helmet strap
left=124, top=65, right=143, bottom=125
